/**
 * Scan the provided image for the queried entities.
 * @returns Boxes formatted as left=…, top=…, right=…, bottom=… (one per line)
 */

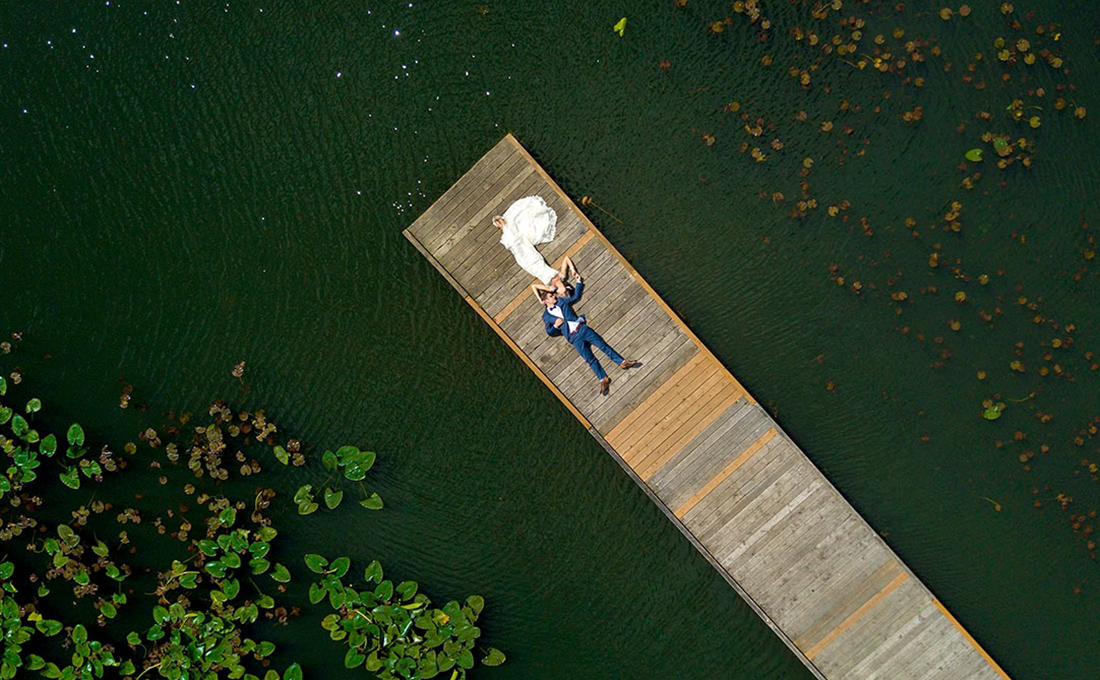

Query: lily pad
left=67, top=423, right=85, bottom=446
left=324, top=487, right=343, bottom=510
left=359, top=493, right=384, bottom=510
left=965, top=148, right=983, bottom=162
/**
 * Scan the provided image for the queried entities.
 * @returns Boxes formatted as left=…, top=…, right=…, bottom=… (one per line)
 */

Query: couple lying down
left=494, top=196, right=638, bottom=396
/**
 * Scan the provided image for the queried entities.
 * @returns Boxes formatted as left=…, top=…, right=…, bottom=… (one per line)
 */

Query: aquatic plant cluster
left=0, top=360, right=504, bottom=678
left=668, top=0, right=1097, bottom=573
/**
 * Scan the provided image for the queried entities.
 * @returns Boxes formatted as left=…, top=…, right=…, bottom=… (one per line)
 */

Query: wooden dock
left=404, top=135, right=1010, bottom=680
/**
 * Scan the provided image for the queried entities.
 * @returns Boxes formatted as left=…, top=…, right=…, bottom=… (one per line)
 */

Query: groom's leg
left=572, top=337, right=607, bottom=380
left=583, top=327, right=625, bottom=365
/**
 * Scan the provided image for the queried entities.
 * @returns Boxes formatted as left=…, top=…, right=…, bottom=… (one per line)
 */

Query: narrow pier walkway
left=404, top=135, right=1010, bottom=680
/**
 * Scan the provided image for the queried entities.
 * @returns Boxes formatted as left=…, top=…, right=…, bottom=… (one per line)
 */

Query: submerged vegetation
left=0, top=360, right=504, bottom=679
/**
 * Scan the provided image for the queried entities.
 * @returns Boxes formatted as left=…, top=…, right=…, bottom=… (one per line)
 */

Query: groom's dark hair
left=539, top=290, right=556, bottom=301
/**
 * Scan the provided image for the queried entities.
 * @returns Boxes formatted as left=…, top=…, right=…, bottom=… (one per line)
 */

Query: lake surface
left=2, top=1, right=1099, bottom=678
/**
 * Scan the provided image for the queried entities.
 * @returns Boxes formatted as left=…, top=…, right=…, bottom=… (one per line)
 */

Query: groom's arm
left=561, top=280, right=584, bottom=304
left=543, top=313, right=562, bottom=337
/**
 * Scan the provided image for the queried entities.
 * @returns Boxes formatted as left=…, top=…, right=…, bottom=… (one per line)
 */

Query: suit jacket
left=542, top=281, right=586, bottom=341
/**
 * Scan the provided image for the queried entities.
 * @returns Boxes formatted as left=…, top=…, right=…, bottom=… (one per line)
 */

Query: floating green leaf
left=983, top=404, right=1005, bottom=420
left=271, top=563, right=291, bottom=583
left=323, top=487, right=343, bottom=510
left=273, top=445, right=290, bottom=465
left=613, top=17, right=627, bottom=36
left=304, top=554, right=328, bottom=574
left=67, top=423, right=85, bottom=446
left=25, top=397, right=41, bottom=414
left=965, top=148, right=983, bottom=162
left=60, top=467, right=80, bottom=490
left=359, top=492, right=383, bottom=510
left=329, top=556, right=351, bottom=578
left=40, top=433, right=57, bottom=456
left=482, top=647, right=507, bottom=666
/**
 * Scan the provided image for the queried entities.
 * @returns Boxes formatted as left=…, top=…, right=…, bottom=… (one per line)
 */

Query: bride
left=494, top=195, right=578, bottom=299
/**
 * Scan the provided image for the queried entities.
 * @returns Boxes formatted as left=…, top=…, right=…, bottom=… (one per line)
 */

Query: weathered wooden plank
left=405, top=133, right=1012, bottom=680
left=421, top=145, right=527, bottom=253
left=409, top=140, right=516, bottom=244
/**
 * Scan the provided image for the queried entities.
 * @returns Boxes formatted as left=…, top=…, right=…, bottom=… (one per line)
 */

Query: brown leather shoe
left=598, top=377, right=611, bottom=396
left=619, top=359, right=639, bottom=370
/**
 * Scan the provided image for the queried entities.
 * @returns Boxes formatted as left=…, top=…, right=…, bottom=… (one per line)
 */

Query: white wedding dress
left=498, top=195, right=559, bottom=284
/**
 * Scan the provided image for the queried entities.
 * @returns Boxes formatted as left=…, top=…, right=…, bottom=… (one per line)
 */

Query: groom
left=540, top=275, right=638, bottom=395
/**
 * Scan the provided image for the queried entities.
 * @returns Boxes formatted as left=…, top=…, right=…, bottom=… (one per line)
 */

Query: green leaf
left=323, top=487, right=343, bottom=510
left=27, top=654, right=46, bottom=671
left=0, top=406, right=10, bottom=425
left=284, top=662, right=303, bottom=680
left=25, top=398, right=41, bottom=414
left=219, top=507, right=237, bottom=527
left=983, top=404, right=1004, bottom=420
left=153, top=606, right=169, bottom=624
left=0, top=562, right=13, bottom=580
left=273, top=445, right=289, bottom=465
left=223, top=553, right=242, bottom=569
left=36, top=619, right=63, bottom=636
left=397, top=581, right=418, bottom=601
left=205, top=561, right=227, bottom=578
left=12, top=414, right=28, bottom=437
left=293, top=484, right=313, bottom=504
left=456, top=648, right=474, bottom=669
left=993, top=136, right=1009, bottom=153
left=271, top=563, right=291, bottom=583
left=613, top=17, right=627, bottom=36
left=99, top=602, right=117, bottom=618
left=304, top=554, right=328, bottom=573
left=329, top=556, right=350, bottom=578
left=60, top=467, right=80, bottom=489
left=343, top=462, right=366, bottom=481
left=359, top=492, right=383, bottom=510
left=322, top=450, right=338, bottom=472
left=308, top=582, right=326, bottom=604
left=72, top=624, right=88, bottom=643
left=0, top=376, right=6, bottom=395
left=58, top=524, right=79, bottom=546
left=67, top=423, right=85, bottom=446
left=344, top=648, right=365, bottom=669
left=251, top=557, right=271, bottom=575
left=482, top=647, right=506, bottom=666
left=257, top=526, right=278, bottom=542
left=198, top=539, right=220, bottom=556
left=364, top=560, right=383, bottom=584
left=39, top=433, right=57, bottom=456
left=375, top=580, right=394, bottom=601
left=465, top=595, right=485, bottom=616
left=964, top=148, right=983, bottom=162
left=297, top=500, right=318, bottom=515
left=126, top=631, right=141, bottom=645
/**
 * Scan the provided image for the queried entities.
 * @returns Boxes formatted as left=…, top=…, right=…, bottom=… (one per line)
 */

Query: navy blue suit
left=542, top=281, right=624, bottom=381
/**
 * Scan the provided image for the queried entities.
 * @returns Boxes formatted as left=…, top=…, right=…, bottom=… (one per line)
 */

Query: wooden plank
left=675, top=427, right=777, bottom=517
left=409, top=140, right=515, bottom=244
left=804, top=568, right=909, bottom=659
left=421, top=145, right=526, bottom=253
left=405, top=133, right=1012, bottom=680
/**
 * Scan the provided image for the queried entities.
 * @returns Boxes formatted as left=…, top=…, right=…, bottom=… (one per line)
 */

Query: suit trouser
left=568, top=325, right=624, bottom=380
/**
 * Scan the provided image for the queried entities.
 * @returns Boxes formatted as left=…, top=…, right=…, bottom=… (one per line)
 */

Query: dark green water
left=3, top=1, right=1100, bottom=678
